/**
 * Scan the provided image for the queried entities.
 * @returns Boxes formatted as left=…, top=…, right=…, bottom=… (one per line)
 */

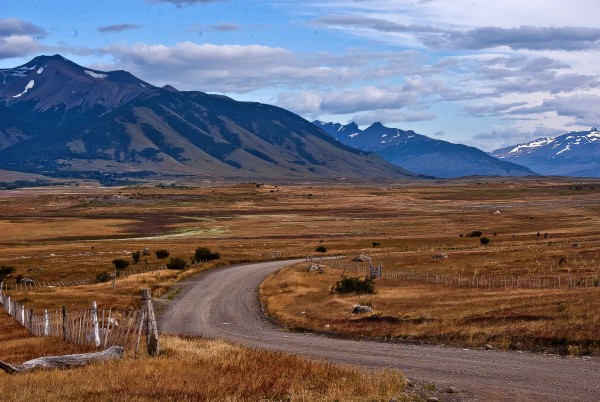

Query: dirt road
left=160, top=259, right=600, bottom=401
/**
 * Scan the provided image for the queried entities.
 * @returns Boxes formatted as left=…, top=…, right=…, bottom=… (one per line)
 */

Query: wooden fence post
left=141, top=288, right=159, bottom=356
left=43, top=310, right=50, bottom=336
left=91, top=301, right=100, bottom=347
left=62, top=305, right=68, bottom=341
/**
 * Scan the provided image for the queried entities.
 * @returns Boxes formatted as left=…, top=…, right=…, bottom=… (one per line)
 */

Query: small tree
left=132, top=251, right=141, bottom=264
left=155, top=249, right=170, bottom=259
left=0, top=265, right=16, bottom=282
left=192, top=247, right=220, bottom=263
left=166, top=257, right=187, bottom=270
left=315, top=245, right=327, bottom=253
left=112, top=258, right=130, bottom=275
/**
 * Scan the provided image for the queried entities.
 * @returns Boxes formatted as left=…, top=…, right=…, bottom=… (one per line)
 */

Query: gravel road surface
left=160, top=259, right=600, bottom=401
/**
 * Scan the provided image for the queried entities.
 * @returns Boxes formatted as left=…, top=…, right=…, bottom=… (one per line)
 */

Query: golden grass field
left=0, top=178, right=599, bottom=398
left=0, top=309, right=405, bottom=401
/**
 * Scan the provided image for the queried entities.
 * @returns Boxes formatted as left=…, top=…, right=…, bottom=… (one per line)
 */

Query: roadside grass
left=261, top=263, right=600, bottom=356
left=0, top=318, right=406, bottom=402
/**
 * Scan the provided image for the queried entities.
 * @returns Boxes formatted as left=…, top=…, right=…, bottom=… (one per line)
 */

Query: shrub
left=466, top=230, right=483, bottom=237
left=166, top=257, right=187, bottom=270
left=0, top=265, right=15, bottom=282
left=96, top=272, right=111, bottom=283
left=112, top=258, right=130, bottom=272
left=480, top=237, right=490, bottom=245
left=155, top=249, right=170, bottom=259
left=132, top=251, right=141, bottom=264
left=372, top=242, right=381, bottom=247
left=315, top=245, right=327, bottom=253
left=331, top=275, right=375, bottom=294
left=192, top=247, right=220, bottom=263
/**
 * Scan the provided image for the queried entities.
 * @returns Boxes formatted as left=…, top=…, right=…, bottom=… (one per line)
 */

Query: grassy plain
left=1, top=178, right=600, bottom=357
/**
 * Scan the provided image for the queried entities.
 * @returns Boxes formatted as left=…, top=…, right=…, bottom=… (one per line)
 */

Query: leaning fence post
left=141, top=288, right=159, bottom=356
left=91, top=301, right=101, bottom=347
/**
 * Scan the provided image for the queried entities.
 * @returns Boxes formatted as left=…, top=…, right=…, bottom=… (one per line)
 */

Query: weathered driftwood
left=0, top=345, right=124, bottom=374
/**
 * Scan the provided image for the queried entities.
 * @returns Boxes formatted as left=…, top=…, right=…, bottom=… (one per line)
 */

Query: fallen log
left=0, top=345, right=124, bottom=374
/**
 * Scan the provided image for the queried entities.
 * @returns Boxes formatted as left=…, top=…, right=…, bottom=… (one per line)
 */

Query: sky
left=2, top=0, right=600, bottom=150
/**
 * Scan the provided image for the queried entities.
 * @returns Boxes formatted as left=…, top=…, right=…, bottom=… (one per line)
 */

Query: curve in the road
left=160, top=259, right=600, bottom=401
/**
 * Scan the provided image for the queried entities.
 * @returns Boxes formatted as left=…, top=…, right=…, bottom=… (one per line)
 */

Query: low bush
left=155, top=249, right=170, bottom=259
left=192, top=247, right=220, bottom=263
left=0, top=265, right=15, bottom=282
left=372, top=242, right=381, bottom=247
left=331, top=275, right=375, bottom=294
left=112, top=258, right=130, bottom=271
left=315, top=245, right=327, bottom=253
left=96, top=272, right=111, bottom=283
left=166, top=257, right=187, bottom=270
left=466, top=230, right=483, bottom=237
left=480, top=237, right=490, bottom=245
left=132, top=251, right=141, bottom=264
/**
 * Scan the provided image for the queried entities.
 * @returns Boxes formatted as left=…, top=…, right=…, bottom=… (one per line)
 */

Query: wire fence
left=307, top=255, right=600, bottom=290
left=0, top=289, right=159, bottom=356
left=1, top=264, right=167, bottom=292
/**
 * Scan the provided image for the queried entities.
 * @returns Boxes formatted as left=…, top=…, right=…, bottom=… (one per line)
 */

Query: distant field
left=1, top=178, right=600, bottom=354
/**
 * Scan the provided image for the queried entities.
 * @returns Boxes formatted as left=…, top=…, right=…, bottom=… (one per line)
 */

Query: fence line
left=307, top=256, right=600, bottom=290
left=0, top=264, right=167, bottom=292
left=0, top=288, right=159, bottom=356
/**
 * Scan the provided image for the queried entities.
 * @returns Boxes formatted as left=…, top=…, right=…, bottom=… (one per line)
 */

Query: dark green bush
left=155, top=249, right=170, bottom=259
left=480, top=237, right=490, bottom=245
left=372, top=242, right=381, bottom=247
left=132, top=251, right=141, bottom=264
left=331, top=275, right=375, bottom=294
left=192, top=247, right=220, bottom=263
left=166, top=257, right=187, bottom=270
left=315, top=245, right=327, bottom=253
left=0, top=265, right=15, bottom=282
left=96, top=272, right=111, bottom=283
left=466, top=230, right=483, bottom=237
left=112, top=258, right=130, bottom=271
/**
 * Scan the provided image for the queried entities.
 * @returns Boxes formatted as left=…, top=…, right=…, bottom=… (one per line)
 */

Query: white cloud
left=0, top=18, right=45, bottom=59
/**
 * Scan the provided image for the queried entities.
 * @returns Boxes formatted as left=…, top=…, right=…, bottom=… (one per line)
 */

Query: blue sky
left=2, top=0, right=600, bottom=150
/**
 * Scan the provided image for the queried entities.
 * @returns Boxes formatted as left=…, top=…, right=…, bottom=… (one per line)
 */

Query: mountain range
left=314, top=121, right=536, bottom=178
left=0, top=55, right=413, bottom=183
left=491, top=128, right=600, bottom=177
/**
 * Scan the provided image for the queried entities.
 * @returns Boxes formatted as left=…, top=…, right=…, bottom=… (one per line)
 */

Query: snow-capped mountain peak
left=0, top=54, right=153, bottom=112
left=491, top=126, right=600, bottom=177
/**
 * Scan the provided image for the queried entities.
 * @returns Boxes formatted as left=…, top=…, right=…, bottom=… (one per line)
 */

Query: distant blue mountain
left=491, top=128, right=600, bottom=177
left=314, top=121, right=536, bottom=178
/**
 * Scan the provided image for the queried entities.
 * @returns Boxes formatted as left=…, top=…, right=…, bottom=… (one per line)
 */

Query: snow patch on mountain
left=13, top=80, right=35, bottom=98
left=37, top=67, right=44, bottom=75
left=84, top=70, right=107, bottom=79
left=506, top=138, right=556, bottom=156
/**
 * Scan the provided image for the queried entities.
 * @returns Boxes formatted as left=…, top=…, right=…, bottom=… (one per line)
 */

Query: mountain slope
left=314, top=121, right=536, bottom=178
left=492, top=128, right=600, bottom=177
left=0, top=55, right=414, bottom=182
